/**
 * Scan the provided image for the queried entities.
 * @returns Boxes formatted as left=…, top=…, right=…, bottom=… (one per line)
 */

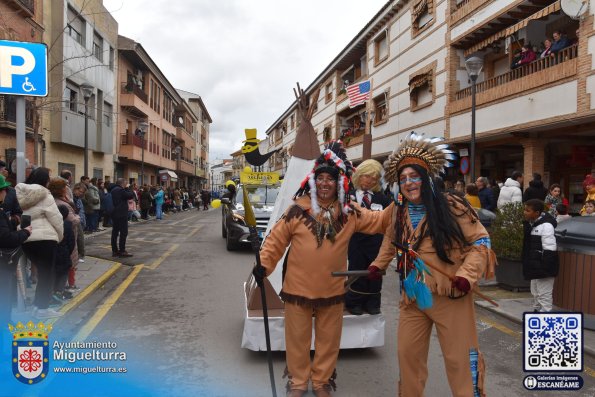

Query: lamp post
left=81, top=83, right=94, bottom=177
left=137, top=121, right=148, bottom=186
left=465, top=56, right=483, bottom=182
left=174, top=145, right=181, bottom=188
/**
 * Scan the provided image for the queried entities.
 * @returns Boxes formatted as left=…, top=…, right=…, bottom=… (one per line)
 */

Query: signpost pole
left=16, top=97, right=26, bottom=183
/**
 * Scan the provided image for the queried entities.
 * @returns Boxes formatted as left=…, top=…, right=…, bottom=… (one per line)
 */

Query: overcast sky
left=103, top=0, right=388, bottom=160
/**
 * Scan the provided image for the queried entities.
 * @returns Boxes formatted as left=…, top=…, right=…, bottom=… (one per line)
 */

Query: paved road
left=72, top=209, right=595, bottom=397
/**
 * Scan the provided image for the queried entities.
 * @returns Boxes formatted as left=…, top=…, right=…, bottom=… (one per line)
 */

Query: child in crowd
left=522, top=199, right=559, bottom=313
left=54, top=205, right=75, bottom=301
left=583, top=199, right=595, bottom=216
left=555, top=204, right=572, bottom=223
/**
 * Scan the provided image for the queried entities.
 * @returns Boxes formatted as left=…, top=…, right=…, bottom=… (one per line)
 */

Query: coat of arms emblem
left=8, top=321, right=52, bottom=385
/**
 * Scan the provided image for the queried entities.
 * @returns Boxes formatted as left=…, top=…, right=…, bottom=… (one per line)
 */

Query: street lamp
left=465, top=56, right=483, bottom=182
left=174, top=145, right=182, bottom=188
left=137, top=121, right=149, bottom=186
left=81, top=83, right=94, bottom=177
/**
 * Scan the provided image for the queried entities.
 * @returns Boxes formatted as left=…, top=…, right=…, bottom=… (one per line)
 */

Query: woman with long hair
left=16, top=168, right=64, bottom=319
left=48, top=178, right=80, bottom=291
left=369, top=132, right=496, bottom=397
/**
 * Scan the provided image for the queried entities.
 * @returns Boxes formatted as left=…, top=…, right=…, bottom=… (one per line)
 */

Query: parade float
left=241, top=84, right=385, bottom=351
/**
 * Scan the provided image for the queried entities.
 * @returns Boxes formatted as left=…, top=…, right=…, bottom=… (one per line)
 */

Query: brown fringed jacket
left=371, top=194, right=497, bottom=304
left=260, top=195, right=394, bottom=307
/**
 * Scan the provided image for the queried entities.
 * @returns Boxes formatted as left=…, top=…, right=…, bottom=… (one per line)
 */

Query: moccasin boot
left=313, top=384, right=333, bottom=397
left=286, top=389, right=307, bottom=397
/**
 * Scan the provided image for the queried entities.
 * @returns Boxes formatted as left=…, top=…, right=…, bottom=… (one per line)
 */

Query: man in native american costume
left=253, top=141, right=393, bottom=397
left=368, top=132, right=497, bottom=397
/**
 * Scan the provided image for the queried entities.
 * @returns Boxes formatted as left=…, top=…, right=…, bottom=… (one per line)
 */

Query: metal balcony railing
left=455, top=45, right=578, bottom=101
left=121, top=82, right=148, bottom=103
left=0, top=95, right=34, bottom=128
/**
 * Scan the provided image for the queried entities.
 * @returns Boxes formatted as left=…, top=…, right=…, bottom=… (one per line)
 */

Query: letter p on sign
left=0, top=40, right=48, bottom=97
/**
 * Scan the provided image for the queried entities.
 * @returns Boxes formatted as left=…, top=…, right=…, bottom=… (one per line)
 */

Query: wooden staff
left=422, top=261, right=499, bottom=307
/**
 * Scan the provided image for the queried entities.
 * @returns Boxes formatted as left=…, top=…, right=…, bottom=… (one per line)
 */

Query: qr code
left=523, top=312, right=582, bottom=371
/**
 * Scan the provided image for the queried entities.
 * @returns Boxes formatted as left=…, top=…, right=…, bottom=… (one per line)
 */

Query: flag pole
left=363, top=78, right=373, bottom=160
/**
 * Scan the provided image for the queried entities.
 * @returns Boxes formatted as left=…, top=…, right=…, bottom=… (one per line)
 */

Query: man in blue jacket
left=110, top=178, right=135, bottom=257
left=476, top=176, right=496, bottom=212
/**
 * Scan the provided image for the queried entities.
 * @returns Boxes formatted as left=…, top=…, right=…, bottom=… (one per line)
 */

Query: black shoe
left=119, top=251, right=133, bottom=258
left=366, top=306, right=381, bottom=315
left=347, top=305, right=364, bottom=316
left=112, top=251, right=120, bottom=257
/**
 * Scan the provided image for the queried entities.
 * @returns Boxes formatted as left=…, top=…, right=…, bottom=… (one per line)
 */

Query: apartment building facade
left=177, top=89, right=212, bottom=190
left=264, top=0, right=448, bottom=173
left=0, top=0, right=44, bottom=171
left=43, top=0, right=117, bottom=180
left=263, top=0, right=594, bottom=212
left=116, top=35, right=200, bottom=189
left=448, top=0, right=595, bottom=212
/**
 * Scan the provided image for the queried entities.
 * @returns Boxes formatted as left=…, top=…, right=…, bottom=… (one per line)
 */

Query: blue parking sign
left=0, top=40, right=48, bottom=97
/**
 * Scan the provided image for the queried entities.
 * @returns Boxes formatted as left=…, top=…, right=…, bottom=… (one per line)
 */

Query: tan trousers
left=398, top=294, right=485, bottom=397
left=285, top=302, right=343, bottom=391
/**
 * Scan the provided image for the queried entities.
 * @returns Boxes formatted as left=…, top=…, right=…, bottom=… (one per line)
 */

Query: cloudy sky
left=103, top=0, right=388, bottom=160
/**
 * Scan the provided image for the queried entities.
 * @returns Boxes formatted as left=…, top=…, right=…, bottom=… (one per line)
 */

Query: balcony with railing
left=450, top=45, right=578, bottom=114
left=120, top=82, right=148, bottom=110
left=0, top=95, right=34, bottom=131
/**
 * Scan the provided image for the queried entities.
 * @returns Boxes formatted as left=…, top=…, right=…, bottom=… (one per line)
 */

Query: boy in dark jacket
left=522, top=199, right=559, bottom=312
left=54, top=205, right=75, bottom=301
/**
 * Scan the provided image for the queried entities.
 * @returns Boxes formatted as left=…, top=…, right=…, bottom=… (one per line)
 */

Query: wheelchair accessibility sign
left=0, top=40, right=48, bottom=97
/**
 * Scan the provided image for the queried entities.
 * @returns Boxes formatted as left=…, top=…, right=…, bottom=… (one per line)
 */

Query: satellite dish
left=561, top=0, right=588, bottom=19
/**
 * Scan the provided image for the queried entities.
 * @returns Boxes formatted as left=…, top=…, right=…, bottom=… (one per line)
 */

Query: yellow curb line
left=72, top=264, right=144, bottom=342
left=478, top=315, right=520, bottom=338
left=146, top=243, right=180, bottom=270
left=48, top=263, right=122, bottom=326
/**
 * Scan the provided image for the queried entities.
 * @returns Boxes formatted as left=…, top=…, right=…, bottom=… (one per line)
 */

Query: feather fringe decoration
left=383, top=131, right=458, bottom=184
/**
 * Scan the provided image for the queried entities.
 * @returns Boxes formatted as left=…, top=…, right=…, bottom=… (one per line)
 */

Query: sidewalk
left=474, top=284, right=595, bottom=358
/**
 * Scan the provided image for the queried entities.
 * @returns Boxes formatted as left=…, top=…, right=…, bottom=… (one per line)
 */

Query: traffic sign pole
left=16, top=96, right=26, bottom=183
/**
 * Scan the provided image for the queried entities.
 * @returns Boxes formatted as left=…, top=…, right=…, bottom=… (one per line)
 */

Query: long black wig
left=396, top=164, right=469, bottom=264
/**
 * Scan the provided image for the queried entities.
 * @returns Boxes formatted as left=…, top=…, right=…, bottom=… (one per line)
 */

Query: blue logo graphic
left=0, top=40, right=48, bottom=97
left=8, top=321, right=52, bottom=385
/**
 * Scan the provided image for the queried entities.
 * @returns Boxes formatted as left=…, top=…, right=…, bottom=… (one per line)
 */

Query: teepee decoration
left=291, top=83, right=321, bottom=160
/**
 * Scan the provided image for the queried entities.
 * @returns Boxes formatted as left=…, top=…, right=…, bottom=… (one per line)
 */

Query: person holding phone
left=0, top=174, right=31, bottom=329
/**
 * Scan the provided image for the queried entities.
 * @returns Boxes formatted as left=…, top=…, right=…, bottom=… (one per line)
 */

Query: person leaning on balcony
left=513, top=44, right=537, bottom=68
left=551, top=30, right=570, bottom=54
left=540, top=39, right=553, bottom=58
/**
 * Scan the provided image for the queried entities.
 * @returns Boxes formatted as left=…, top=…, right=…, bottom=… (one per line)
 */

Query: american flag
left=347, top=80, right=371, bottom=108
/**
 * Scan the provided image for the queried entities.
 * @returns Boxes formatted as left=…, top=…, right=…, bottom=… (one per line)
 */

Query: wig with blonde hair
left=352, top=159, right=383, bottom=192
left=47, top=177, right=67, bottom=198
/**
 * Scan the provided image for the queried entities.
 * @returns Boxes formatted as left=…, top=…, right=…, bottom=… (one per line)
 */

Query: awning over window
left=412, top=0, right=428, bottom=19
left=409, top=72, right=432, bottom=93
left=159, top=170, right=178, bottom=181
left=464, top=0, right=561, bottom=56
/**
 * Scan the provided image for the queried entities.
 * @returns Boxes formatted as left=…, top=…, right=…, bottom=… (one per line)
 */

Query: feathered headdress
left=384, top=132, right=457, bottom=202
left=294, top=140, right=355, bottom=215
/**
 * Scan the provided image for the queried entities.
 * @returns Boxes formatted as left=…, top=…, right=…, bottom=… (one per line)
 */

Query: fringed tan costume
left=258, top=141, right=393, bottom=396
left=370, top=132, right=496, bottom=397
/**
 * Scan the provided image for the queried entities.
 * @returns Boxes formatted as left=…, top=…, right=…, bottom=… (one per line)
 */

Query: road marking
left=185, top=225, right=202, bottom=239
left=146, top=243, right=180, bottom=270
left=72, top=264, right=144, bottom=342
left=49, top=263, right=122, bottom=326
left=478, top=315, right=520, bottom=338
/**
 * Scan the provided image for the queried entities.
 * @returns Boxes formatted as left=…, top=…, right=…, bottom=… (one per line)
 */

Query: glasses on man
left=399, top=176, right=422, bottom=185
left=315, top=177, right=337, bottom=184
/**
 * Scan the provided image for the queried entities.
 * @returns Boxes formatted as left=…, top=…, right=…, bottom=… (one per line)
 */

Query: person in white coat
left=497, top=171, right=524, bottom=209
left=16, top=167, right=64, bottom=319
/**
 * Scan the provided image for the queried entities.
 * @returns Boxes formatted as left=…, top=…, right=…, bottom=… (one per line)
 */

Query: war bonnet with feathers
left=384, top=131, right=457, bottom=197
left=294, top=140, right=355, bottom=215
